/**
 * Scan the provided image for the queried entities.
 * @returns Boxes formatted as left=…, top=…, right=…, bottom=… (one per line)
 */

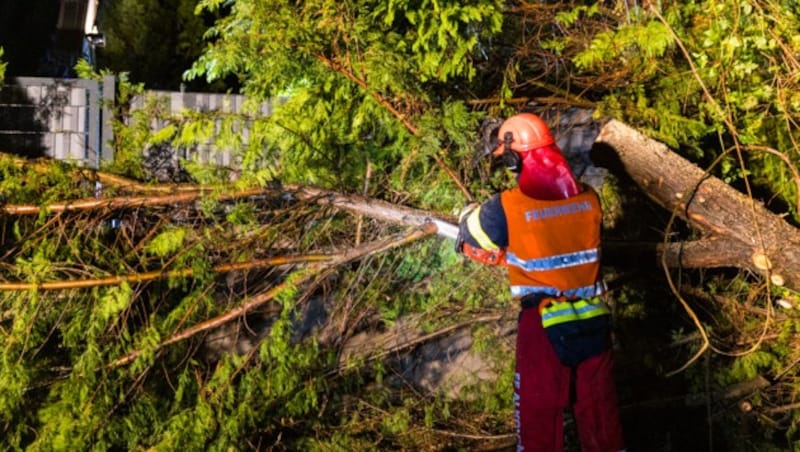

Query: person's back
left=501, top=187, right=603, bottom=300
left=457, top=113, right=625, bottom=451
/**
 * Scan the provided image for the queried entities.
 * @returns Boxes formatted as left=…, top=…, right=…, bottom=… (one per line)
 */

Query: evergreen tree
left=0, top=47, right=6, bottom=84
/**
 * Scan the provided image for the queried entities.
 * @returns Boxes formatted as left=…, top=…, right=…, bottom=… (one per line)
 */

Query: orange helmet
left=492, top=113, right=555, bottom=156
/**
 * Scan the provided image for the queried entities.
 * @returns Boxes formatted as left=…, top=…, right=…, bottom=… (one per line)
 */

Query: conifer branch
left=314, top=53, right=419, bottom=135
left=0, top=188, right=268, bottom=215
left=0, top=255, right=334, bottom=291
left=331, top=314, right=503, bottom=375
left=740, top=145, right=800, bottom=215
left=90, top=170, right=202, bottom=193
left=2, top=153, right=199, bottom=194
left=766, top=401, right=800, bottom=415
left=313, top=53, right=474, bottom=201
left=107, top=223, right=437, bottom=368
left=1, top=182, right=457, bottom=232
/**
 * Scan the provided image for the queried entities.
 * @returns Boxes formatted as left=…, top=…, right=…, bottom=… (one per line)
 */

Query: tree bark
left=595, top=119, right=800, bottom=290
left=286, top=184, right=458, bottom=231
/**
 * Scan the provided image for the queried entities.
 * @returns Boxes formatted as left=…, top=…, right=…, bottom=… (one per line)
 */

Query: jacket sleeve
left=457, top=194, right=508, bottom=250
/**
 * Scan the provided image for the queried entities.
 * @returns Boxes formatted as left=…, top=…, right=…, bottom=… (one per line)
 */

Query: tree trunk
left=595, top=119, right=800, bottom=290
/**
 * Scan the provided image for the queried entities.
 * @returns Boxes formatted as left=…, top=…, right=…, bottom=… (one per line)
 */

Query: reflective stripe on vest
left=510, top=281, right=606, bottom=299
left=506, top=248, right=599, bottom=272
left=465, top=206, right=500, bottom=250
left=540, top=297, right=610, bottom=328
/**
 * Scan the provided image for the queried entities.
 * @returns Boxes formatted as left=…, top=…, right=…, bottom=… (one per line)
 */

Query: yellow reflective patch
left=540, top=297, right=610, bottom=328
left=466, top=206, right=499, bottom=250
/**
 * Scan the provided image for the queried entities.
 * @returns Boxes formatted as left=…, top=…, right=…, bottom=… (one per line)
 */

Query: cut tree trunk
left=595, top=119, right=800, bottom=290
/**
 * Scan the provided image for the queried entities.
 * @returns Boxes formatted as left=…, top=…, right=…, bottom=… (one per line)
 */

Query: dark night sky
left=0, top=0, right=74, bottom=77
left=0, top=1, right=233, bottom=90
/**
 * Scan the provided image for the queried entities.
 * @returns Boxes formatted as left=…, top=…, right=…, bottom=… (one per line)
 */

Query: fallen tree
left=596, top=119, right=800, bottom=291
left=2, top=115, right=798, bottom=448
left=1, top=152, right=516, bottom=450
left=6, top=117, right=800, bottom=292
left=5, top=125, right=800, bottom=292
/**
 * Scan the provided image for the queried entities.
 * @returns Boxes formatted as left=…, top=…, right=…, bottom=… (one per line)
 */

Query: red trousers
left=515, top=307, right=625, bottom=451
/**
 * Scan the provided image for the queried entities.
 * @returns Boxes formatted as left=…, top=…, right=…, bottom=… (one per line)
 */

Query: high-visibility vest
left=500, top=187, right=605, bottom=300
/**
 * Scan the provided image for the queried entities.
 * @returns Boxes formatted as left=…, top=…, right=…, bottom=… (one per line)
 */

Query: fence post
left=101, top=74, right=115, bottom=163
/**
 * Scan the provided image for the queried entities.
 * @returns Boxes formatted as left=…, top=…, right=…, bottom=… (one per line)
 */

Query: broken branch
left=0, top=254, right=334, bottom=291
left=108, top=223, right=437, bottom=368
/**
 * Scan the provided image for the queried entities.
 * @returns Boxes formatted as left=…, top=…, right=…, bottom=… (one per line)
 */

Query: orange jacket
left=459, top=186, right=605, bottom=300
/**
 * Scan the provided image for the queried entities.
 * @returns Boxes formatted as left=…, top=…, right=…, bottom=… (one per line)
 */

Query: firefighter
left=456, top=113, right=625, bottom=451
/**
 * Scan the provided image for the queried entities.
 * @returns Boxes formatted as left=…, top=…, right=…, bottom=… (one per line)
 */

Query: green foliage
left=145, top=227, right=188, bottom=258
left=0, top=154, right=90, bottom=205
left=573, top=20, right=673, bottom=70
left=97, top=283, right=134, bottom=324
left=388, top=0, right=504, bottom=82
left=565, top=0, right=800, bottom=219
left=728, top=350, right=779, bottom=383
left=382, top=405, right=411, bottom=434
left=189, top=0, right=503, bottom=88
left=75, top=61, right=151, bottom=179
left=181, top=0, right=502, bottom=199
left=376, top=236, right=505, bottom=324
left=225, top=202, right=256, bottom=225
left=0, top=47, right=6, bottom=85
left=555, top=3, right=599, bottom=28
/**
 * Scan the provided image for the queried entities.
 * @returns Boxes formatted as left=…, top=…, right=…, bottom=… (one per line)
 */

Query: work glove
left=455, top=202, right=478, bottom=255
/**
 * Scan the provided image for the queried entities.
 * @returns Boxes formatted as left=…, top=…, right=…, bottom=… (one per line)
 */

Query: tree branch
left=0, top=254, right=334, bottom=291
left=313, top=53, right=474, bottom=201
left=1, top=183, right=458, bottom=231
left=1, top=187, right=266, bottom=215
left=107, top=223, right=437, bottom=368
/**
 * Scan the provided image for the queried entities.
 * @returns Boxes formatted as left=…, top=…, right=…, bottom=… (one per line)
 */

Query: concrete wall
left=128, top=90, right=280, bottom=169
left=0, top=75, right=114, bottom=166
left=0, top=76, right=276, bottom=169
